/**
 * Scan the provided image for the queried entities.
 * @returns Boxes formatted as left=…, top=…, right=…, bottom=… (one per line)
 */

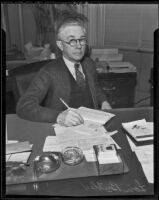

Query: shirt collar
left=63, top=56, right=79, bottom=68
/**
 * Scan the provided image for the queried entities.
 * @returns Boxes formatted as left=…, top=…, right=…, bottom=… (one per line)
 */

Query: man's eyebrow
left=66, top=35, right=86, bottom=40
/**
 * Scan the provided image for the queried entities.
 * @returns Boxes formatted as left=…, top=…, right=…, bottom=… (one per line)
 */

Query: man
left=16, top=17, right=111, bottom=126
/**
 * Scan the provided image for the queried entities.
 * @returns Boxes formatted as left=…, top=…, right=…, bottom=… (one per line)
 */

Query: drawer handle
left=103, top=86, right=116, bottom=91
left=111, top=101, right=116, bottom=105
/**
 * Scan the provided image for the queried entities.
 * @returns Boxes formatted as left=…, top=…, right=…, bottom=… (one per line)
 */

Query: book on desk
left=122, top=119, right=153, bottom=146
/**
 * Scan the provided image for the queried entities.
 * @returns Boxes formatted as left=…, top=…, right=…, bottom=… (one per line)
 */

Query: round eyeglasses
left=61, top=38, right=87, bottom=47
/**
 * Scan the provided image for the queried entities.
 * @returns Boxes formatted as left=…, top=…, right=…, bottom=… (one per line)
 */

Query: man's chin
left=73, top=55, right=84, bottom=61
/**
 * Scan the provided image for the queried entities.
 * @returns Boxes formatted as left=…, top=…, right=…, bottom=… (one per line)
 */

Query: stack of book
left=91, top=48, right=122, bottom=62
left=122, top=119, right=153, bottom=143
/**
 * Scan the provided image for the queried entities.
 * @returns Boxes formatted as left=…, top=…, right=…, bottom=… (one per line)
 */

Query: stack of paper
left=126, top=136, right=154, bottom=183
left=6, top=141, right=32, bottom=164
left=45, top=107, right=118, bottom=162
left=44, top=115, right=120, bottom=163
left=122, top=119, right=153, bottom=142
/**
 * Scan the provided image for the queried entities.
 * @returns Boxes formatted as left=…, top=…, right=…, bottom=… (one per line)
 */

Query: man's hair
left=56, top=12, right=88, bottom=39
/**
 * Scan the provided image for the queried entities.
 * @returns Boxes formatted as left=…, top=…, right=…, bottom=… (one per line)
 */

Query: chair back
left=10, top=60, right=52, bottom=103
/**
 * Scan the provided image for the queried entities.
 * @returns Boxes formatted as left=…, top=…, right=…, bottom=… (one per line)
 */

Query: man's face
left=57, top=25, right=86, bottom=63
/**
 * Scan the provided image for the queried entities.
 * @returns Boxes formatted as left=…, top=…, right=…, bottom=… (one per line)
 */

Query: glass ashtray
left=34, top=152, right=61, bottom=174
left=62, top=147, right=84, bottom=166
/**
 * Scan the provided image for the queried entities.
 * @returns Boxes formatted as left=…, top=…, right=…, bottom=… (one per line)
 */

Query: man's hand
left=101, top=101, right=112, bottom=110
left=57, top=109, right=84, bottom=127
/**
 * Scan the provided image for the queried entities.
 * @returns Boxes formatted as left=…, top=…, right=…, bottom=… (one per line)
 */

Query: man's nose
left=75, top=40, right=82, bottom=48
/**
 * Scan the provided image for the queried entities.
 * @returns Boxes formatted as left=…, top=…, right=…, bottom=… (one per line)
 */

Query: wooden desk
left=5, top=107, right=153, bottom=196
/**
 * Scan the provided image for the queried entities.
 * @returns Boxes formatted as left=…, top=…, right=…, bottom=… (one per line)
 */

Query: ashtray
left=34, top=152, right=61, bottom=174
left=62, top=147, right=84, bottom=166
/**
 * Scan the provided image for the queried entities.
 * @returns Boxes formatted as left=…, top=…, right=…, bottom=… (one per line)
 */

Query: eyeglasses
left=60, top=38, right=87, bottom=47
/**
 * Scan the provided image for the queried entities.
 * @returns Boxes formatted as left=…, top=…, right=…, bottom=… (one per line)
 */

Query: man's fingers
left=68, top=109, right=84, bottom=124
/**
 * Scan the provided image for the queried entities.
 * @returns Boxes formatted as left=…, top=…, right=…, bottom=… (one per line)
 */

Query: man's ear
left=56, top=40, right=63, bottom=51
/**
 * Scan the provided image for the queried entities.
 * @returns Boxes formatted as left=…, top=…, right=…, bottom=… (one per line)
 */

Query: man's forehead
left=59, top=24, right=86, bottom=38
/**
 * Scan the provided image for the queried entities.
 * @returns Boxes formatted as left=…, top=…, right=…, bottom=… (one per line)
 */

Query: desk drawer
left=108, top=96, right=131, bottom=108
left=99, top=79, right=135, bottom=96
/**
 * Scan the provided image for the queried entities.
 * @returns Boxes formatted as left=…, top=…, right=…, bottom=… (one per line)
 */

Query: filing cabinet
left=98, top=72, right=137, bottom=108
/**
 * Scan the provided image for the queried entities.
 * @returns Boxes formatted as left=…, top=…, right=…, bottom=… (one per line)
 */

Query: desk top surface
left=5, top=107, right=154, bottom=196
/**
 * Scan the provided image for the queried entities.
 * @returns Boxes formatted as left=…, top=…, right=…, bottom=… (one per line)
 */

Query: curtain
left=77, top=3, right=107, bottom=47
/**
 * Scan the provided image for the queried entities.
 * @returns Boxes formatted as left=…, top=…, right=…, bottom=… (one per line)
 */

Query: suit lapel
left=56, top=58, right=71, bottom=104
left=81, top=60, right=98, bottom=108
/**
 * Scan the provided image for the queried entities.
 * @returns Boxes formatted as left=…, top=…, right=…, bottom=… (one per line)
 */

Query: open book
left=76, top=107, right=115, bottom=125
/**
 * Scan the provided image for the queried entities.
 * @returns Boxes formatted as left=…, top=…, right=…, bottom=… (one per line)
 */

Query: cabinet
left=98, top=72, right=137, bottom=108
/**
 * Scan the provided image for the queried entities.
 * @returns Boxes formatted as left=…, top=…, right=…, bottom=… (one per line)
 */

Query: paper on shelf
left=91, top=53, right=123, bottom=62
left=107, top=61, right=134, bottom=68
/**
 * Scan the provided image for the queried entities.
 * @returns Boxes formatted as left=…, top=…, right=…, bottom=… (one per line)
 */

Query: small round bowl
left=62, top=147, right=84, bottom=166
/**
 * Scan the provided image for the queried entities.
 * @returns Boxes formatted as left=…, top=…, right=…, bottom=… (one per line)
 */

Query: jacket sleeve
left=16, top=68, right=60, bottom=123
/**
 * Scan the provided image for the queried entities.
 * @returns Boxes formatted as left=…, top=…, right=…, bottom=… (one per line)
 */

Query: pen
left=59, top=98, right=70, bottom=109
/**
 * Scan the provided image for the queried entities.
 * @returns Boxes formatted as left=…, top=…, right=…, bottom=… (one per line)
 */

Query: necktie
left=74, top=63, right=86, bottom=89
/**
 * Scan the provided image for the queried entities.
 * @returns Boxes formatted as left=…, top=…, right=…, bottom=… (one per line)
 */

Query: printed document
left=127, top=136, right=154, bottom=183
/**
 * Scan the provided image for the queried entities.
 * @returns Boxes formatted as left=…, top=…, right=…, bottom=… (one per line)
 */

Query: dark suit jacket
left=16, top=57, right=107, bottom=122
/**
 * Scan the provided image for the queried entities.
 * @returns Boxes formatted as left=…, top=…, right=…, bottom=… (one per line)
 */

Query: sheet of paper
left=54, top=125, right=106, bottom=139
left=43, top=136, right=61, bottom=152
left=8, top=151, right=31, bottom=163
left=83, top=150, right=97, bottom=162
left=135, top=149, right=154, bottom=183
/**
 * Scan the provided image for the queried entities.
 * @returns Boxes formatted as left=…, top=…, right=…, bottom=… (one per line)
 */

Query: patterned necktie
left=74, top=63, right=86, bottom=89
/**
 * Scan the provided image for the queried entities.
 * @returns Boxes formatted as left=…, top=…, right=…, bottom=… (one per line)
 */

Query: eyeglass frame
left=60, top=38, right=87, bottom=47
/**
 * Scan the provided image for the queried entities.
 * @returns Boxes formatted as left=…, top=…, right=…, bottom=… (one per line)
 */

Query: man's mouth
left=74, top=52, right=82, bottom=55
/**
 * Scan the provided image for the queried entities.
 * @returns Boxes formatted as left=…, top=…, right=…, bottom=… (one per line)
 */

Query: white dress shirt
left=63, top=56, right=85, bottom=80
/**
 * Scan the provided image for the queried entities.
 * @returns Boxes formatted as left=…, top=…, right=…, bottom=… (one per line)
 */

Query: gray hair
left=56, top=19, right=86, bottom=40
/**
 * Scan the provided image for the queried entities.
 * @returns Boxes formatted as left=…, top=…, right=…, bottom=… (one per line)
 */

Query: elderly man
left=16, top=16, right=111, bottom=126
